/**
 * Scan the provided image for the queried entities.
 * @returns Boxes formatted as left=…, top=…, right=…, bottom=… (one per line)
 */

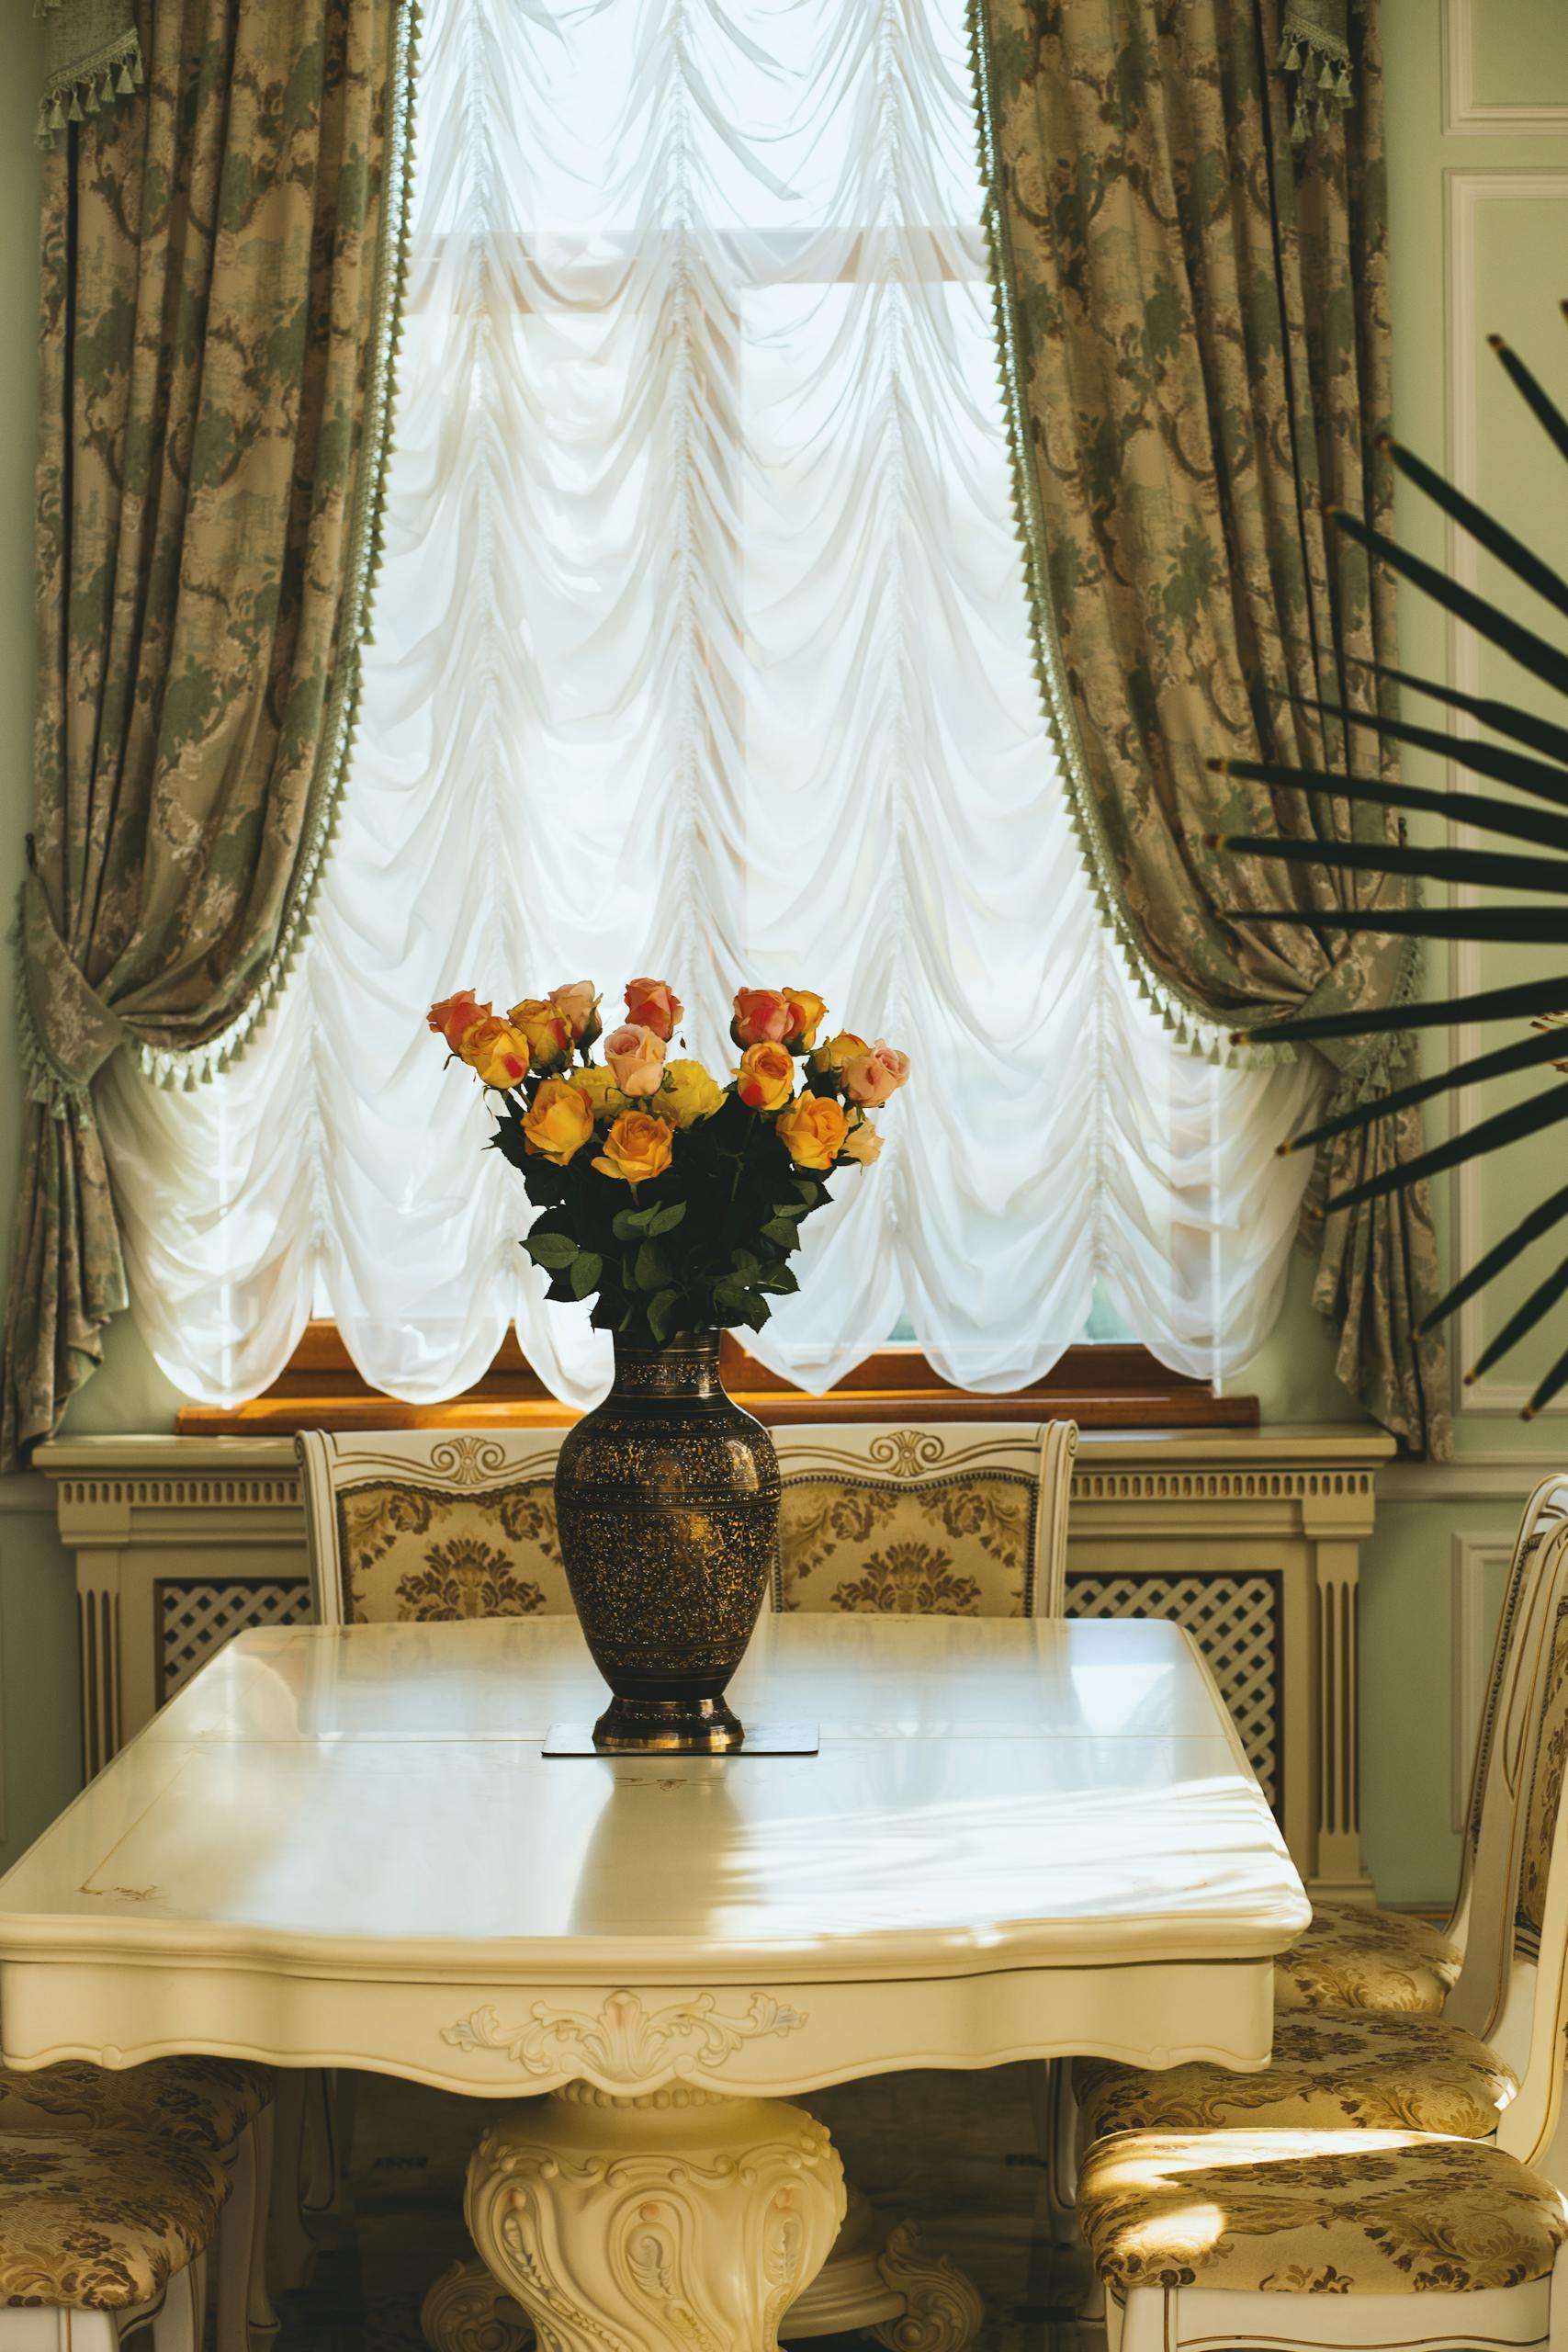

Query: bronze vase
left=555, top=1329, right=780, bottom=1751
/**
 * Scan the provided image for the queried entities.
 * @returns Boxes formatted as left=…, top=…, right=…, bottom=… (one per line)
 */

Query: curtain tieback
left=20, top=860, right=129, bottom=1104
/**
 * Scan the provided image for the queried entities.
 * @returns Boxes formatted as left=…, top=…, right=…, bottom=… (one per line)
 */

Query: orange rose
left=840, top=1115, right=883, bottom=1165
left=731, top=988, right=794, bottom=1047
left=522, top=1077, right=595, bottom=1166
left=625, top=977, right=682, bottom=1041
left=592, top=1110, right=674, bottom=1185
left=841, top=1039, right=910, bottom=1107
left=509, top=998, right=574, bottom=1076
left=457, top=1015, right=530, bottom=1090
left=548, top=980, right=603, bottom=1049
left=776, top=1093, right=849, bottom=1170
left=428, top=989, right=491, bottom=1052
left=737, top=1040, right=795, bottom=1112
left=604, top=1023, right=668, bottom=1098
left=783, top=988, right=828, bottom=1050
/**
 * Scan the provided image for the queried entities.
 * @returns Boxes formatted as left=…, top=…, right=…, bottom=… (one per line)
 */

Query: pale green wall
left=0, top=1, right=1562, bottom=1900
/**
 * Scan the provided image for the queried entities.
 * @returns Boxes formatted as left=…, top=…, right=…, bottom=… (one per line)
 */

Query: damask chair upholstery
left=770, top=1420, right=1077, bottom=1619
left=297, top=1431, right=572, bottom=1627
left=0, top=2062, right=273, bottom=2352
left=1074, top=1497, right=1568, bottom=2177
left=1273, top=1470, right=1568, bottom=2018
left=1077, top=2127, right=1568, bottom=2352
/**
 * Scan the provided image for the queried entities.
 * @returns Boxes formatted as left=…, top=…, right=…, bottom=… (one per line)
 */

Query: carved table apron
left=0, top=1615, right=1308, bottom=2352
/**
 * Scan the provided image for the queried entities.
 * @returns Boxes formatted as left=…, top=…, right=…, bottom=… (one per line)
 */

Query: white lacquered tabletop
left=0, top=1616, right=1309, bottom=2093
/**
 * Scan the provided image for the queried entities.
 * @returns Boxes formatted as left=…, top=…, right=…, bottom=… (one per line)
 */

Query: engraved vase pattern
left=555, top=1330, right=779, bottom=1747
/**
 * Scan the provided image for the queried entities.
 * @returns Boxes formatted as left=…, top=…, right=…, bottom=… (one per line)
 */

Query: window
left=98, top=0, right=1319, bottom=1415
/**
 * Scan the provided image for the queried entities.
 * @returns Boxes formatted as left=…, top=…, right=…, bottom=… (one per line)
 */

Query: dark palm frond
left=1211, top=758, right=1568, bottom=855
left=1233, top=976, right=1568, bottom=1046
left=1367, top=661, right=1568, bottom=768
left=1215, top=309, right=1568, bottom=1414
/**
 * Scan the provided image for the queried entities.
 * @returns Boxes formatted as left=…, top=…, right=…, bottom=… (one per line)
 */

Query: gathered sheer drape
left=96, top=0, right=1321, bottom=1412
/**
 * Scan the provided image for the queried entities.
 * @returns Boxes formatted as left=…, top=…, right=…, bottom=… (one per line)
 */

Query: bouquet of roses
left=427, top=977, right=908, bottom=1345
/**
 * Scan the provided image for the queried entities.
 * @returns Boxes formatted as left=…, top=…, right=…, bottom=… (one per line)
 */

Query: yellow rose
left=522, top=1077, right=595, bottom=1166
left=840, top=1115, right=883, bottom=1166
left=653, top=1058, right=726, bottom=1127
left=508, top=998, right=574, bottom=1076
left=736, top=1040, right=795, bottom=1113
left=592, top=1109, right=674, bottom=1185
left=776, top=1092, right=849, bottom=1170
left=810, top=1028, right=867, bottom=1080
left=574, top=1067, right=628, bottom=1121
left=784, top=988, right=828, bottom=1050
left=457, top=1014, right=530, bottom=1090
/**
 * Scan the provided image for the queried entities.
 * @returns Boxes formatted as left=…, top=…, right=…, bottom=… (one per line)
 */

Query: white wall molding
left=1443, top=168, right=1568, bottom=1419
left=1379, top=1454, right=1568, bottom=1504
left=1442, top=0, right=1568, bottom=138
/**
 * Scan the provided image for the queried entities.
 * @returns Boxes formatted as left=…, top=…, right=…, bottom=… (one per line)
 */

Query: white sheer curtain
left=96, top=0, right=1321, bottom=1410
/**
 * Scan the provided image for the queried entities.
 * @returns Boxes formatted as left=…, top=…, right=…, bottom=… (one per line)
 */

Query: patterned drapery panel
left=971, top=0, right=1450, bottom=1456
left=1, top=0, right=418, bottom=1469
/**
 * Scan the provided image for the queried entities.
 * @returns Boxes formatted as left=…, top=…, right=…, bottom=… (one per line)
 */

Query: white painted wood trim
left=1451, top=1528, right=1518, bottom=1828
left=1442, top=0, right=1568, bottom=137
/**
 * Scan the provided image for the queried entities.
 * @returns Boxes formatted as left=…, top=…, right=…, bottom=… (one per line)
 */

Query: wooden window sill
left=174, top=1325, right=1258, bottom=1435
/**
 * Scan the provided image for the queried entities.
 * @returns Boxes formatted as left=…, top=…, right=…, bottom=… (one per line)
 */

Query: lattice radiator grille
left=1066, top=1569, right=1282, bottom=1810
left=156, top=1577, right=313, bottom=1705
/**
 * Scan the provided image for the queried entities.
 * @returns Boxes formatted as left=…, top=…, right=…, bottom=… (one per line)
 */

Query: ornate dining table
left=0, top=1612, right=1307, bottom=2352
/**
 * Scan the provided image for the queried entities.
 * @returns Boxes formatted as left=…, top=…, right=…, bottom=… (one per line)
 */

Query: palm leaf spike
left=1212, top=305, right=1568, bottom=1415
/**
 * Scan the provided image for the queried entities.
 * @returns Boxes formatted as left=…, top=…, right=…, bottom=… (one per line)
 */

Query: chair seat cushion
left=1074, top=2013, right=1517, bottom=2143
left=1077, top=2129, right=1568, bottom=2298
left=0, top=2130, right=228, bottom=2309
left=1274, top=1900, right=1461, bottom=2016
left=0, top=2058, right=272, bottom=2154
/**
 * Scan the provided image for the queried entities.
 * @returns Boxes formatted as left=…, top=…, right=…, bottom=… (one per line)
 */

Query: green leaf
left=612, top=1208, right=654, bottom=1240
left=730, top=1248, right=760, bottom=1275
left=794, top=1178, right=820, bottom=1206
left=770, top=1199, right=807, bottom=1221
left=755, top=1264, right=799, bottom=1295
left=570, top=1250, right=604, bottom=1300
left=634, top=1240, right=672, bottom=1292
left=761, top=1217, right=801, bottom=1249
left=524, top=1231, right=578, bottom=1271
left=647, top=1202, right=687, bottom=1236
left=647, top=1287, right=682, bottom=1344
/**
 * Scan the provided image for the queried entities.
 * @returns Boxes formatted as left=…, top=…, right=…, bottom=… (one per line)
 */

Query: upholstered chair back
left=1442, top=1487, right=1568, bottom=2166
left=1449, top=1474, right=1568, bottom=1962
left=296, top=1431, right=572, bottom=1628
left=770, top=1421, right=1077, bottom=1620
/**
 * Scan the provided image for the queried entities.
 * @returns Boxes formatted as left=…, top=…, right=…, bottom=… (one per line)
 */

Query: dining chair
left=1274, top=1470, right=1568, bottom=2018
left=0, top=2060, right=274, bottom=2352
left=0, top=2126, right=228, bottom=2352
left=770, top=1419, right=1078, bottom=1617
left=297, top=1430, right=572, bottom=1627
left=1071, top=1494, right=1568, bottom=2175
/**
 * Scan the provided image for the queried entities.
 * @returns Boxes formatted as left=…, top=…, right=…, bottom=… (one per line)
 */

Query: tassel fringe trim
left=37, top=26, right=143, bottom=149
left=1278, top=14, right=1355, bottom=147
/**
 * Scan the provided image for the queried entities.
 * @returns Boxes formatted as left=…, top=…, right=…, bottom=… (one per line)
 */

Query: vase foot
left=592, top=1694, right=746, bottom=1752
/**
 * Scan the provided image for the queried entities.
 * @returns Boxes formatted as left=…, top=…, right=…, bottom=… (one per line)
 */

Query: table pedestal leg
left=464, top=2082, right=846, bottom=2352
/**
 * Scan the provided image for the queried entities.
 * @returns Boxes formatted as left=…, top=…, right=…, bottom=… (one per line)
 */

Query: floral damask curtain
left=971, top=0, right=1450, bottom=1455
left=1, top=0, right=417, bottom=1468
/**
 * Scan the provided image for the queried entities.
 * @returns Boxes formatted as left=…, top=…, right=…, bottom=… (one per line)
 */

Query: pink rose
left=549, top=980, right=602, bottom=1046
left=731, top=988, right=793, bottom=1046
left=604, top=1023, right=668, bottom=1098
left=841, top=1040, right=909, bottom=1107
left=625, top=978, right=683, bottom=1041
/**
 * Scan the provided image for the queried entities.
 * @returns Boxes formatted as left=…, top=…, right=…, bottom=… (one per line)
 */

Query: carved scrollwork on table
left=441, top=1988, right=807, bottom=2089
left=871, top=2222, right=986, bottom=2352
left=419, top=2257, right=533, bottom=2352
left=466, top=2087, right=845, bottom=2352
